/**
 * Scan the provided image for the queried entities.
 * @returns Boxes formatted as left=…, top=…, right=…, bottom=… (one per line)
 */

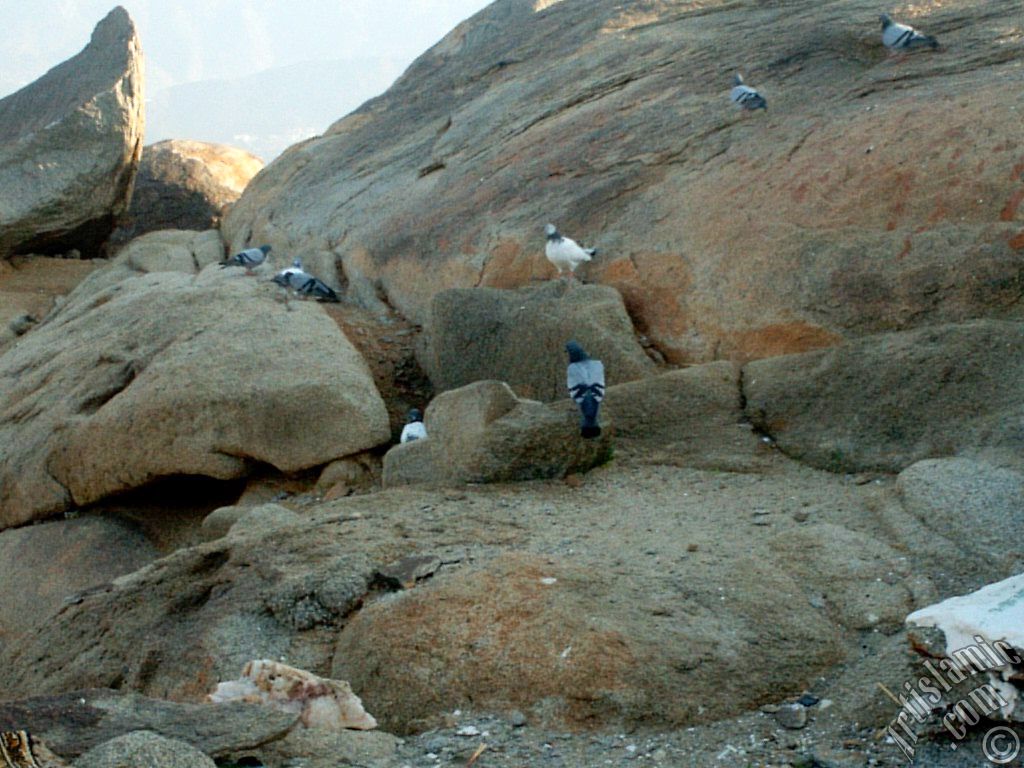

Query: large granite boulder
left=382, top=380, right=612, bottom=487
left=0, top=244, right=390, bottom=528
left=111, top=140, right=264, bottom=243
left=332, top=551, right=844, bottom=733
left=602, top=361, right=770, bottom=471
left=0, top=7, right=144, bottom=259
left=743, top=320, right=1024, bottom=473
left=422, top=281, right=655, bottom=400
left=224, top=0, right=1024, bottom=363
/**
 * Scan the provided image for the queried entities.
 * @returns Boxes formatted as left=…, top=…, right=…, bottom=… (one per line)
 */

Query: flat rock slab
left=744, top=320, right=1024, bottom=473
left=0, top=690, right=297, bottom=759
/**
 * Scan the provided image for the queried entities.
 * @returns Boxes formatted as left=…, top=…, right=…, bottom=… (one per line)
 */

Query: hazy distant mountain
left=147, top=57, right=406, bottom=161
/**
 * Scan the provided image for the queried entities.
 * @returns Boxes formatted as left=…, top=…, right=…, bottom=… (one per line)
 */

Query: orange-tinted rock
left=224, top=0, right=1024, bottom=363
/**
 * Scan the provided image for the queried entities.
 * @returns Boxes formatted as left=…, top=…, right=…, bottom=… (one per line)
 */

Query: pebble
left=775, top=702, right=808, bottom=730
left=424, top=735, right=448, bottom=752
left=509, top=710, right=528, bottom=728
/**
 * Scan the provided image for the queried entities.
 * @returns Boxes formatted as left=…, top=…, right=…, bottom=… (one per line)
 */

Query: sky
left=1, top=1, right=492, bottom=159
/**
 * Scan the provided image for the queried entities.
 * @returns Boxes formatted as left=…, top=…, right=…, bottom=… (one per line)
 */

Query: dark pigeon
left=566, top=340, right=605, bottom=439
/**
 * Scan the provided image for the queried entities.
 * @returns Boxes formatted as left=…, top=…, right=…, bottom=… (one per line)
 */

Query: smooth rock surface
left=0, top=517, right=157, bottom=644
left=0, top=7, right=144, bottom=259
left=115, top=229, right=225, bottom=274
left=898, top=458, right=1024, bottom=568
left=73, top=731, right=217, bottom=768
left=743, top=320, right=1024, bottom=473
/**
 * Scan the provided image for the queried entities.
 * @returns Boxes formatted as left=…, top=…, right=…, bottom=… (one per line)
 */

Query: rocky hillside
left=225, top=0, right=1024, bottom=363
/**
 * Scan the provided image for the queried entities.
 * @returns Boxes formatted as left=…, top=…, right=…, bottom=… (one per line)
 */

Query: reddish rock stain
left=1001, top=188, right=1024, bottom=222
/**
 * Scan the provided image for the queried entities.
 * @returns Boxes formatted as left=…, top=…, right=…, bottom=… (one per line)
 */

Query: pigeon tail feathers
left=579, top=391, right=601, bottom=439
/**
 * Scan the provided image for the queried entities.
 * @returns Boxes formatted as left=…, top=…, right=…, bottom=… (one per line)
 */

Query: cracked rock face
left=0, top=251, right=390, bottom=528
left=0, top=6, right=144, bottom=259
left=223, top=0, right=1024, bottom=363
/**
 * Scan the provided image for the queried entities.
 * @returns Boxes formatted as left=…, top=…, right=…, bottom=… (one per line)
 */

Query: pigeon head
left=292, top=257, right=302, bottom=269
left=545, top=223, right=560, bottom=240
left=733, top=73, right=744, bottom=86
left=406, top=408, right=424, bottom=423
left=565, top=340, right=589, bottom=363
left=260, top=245, right=273, bottom=255
left=879, top=13, right=892, bottom=28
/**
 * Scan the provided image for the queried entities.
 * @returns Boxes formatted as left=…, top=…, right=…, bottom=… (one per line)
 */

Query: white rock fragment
left=906, top=574, right=1024, bottom=721
left=208, top=659, right=378, bottom=730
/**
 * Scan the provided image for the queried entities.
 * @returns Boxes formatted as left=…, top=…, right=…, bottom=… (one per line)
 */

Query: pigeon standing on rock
left=271, top=260, right=340, bottom=306
left=880, top=13, right=939, bottom=54
left=400, top=408, right=427, bottom=443
left=220, top=244, right=271, bottom=274
left=730, top=74, right=767, bottom=112
left=545, top=224, right=596, bottom=280
left=566, top=341, right=605, bottom=439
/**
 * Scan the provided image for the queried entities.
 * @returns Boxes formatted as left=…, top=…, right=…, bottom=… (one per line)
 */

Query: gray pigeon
left=880, top=13, right=939, bottom=53
left=221, top=244, right=271, bottom=274
left=271, top=263, right=339, bottom=303
left=566, top=341, right=605, bottom=439
left=730, top=74, right=767, bottom=111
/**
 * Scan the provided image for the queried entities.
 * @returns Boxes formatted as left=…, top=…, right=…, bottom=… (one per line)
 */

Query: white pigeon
left=220, top=244, right=271, bottom=274
left=730, top=74, right=767, bottom=111
left=400, top=408, right=427, bottom=443
left=880, top=13, right=939, bottom=53
left=545, top=224, right=596, bottom=279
